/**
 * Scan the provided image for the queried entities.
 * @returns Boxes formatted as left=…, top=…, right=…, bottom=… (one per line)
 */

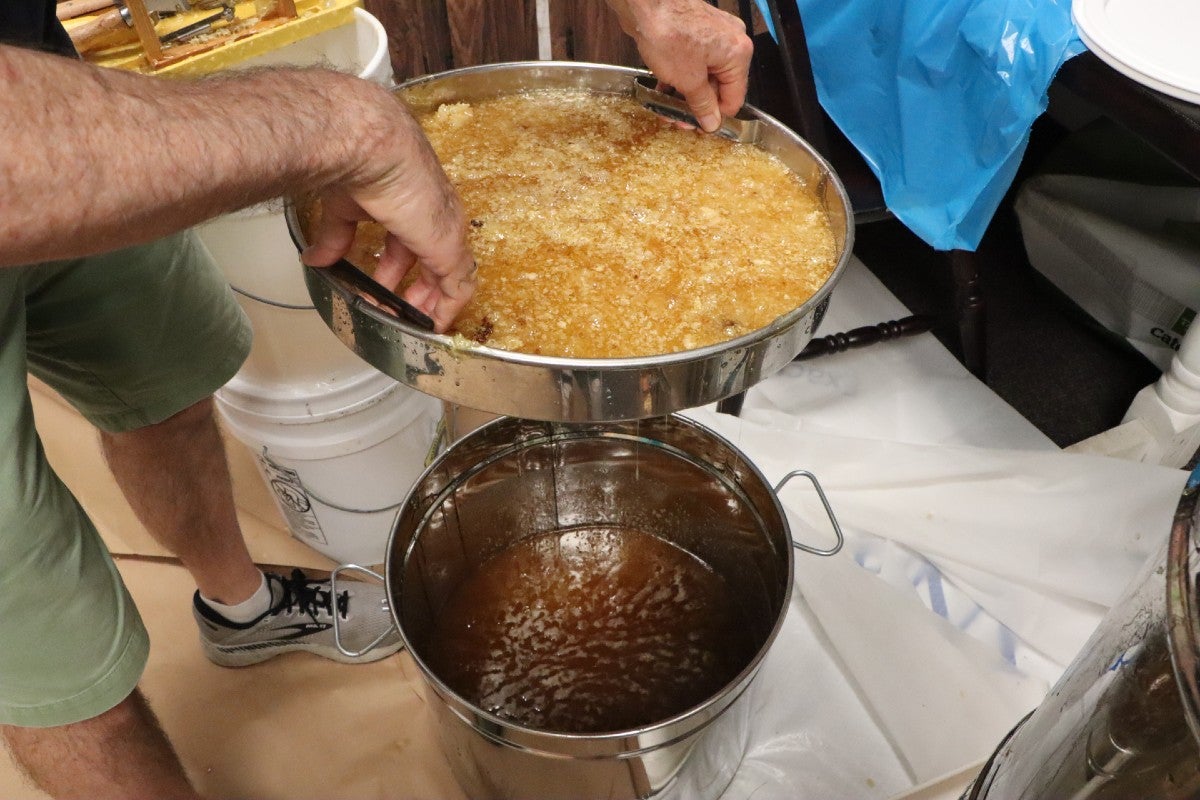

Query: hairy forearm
left=0, top=45, right=390, bottom=266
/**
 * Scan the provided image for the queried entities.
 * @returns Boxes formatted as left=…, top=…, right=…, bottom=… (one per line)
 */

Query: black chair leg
left=949, top=249, right=987, bottom=380
left=714, top=314, right=939, bottom=417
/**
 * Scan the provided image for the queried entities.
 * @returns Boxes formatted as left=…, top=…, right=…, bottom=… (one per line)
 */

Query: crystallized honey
left=421, top=525, right=759, bottom=733
left=340, top=89, right=839, bottom=358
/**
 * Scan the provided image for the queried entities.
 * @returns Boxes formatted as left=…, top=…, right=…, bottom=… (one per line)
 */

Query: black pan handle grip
left=323, top=260, right=436, bottom=332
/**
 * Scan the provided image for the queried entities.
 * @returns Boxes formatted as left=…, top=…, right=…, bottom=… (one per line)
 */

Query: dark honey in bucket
left=422, top=525, right=760, bottom=733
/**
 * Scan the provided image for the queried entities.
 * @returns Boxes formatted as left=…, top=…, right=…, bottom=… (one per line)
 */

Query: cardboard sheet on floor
left=1, top=257, right=1186, bottom=800
left=1, top=558, right=462, bottom=800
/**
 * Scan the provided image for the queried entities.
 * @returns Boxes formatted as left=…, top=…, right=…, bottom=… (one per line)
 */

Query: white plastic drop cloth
left=679, top=258, right=1187, bottom=798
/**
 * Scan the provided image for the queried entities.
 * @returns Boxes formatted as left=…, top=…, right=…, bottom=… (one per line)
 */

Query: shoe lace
left=277, top=569, right=350, bottom=620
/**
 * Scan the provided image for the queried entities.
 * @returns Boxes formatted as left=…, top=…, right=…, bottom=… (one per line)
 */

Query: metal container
left=962, top=461, right=1200, bottom=799
left=333, top=414, right=841, bottom=800
left=286, top=61, right=854, bottom=422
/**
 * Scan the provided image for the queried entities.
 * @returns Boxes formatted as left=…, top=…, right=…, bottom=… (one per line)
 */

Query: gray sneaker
left=193, top=569, right=402, bottom=667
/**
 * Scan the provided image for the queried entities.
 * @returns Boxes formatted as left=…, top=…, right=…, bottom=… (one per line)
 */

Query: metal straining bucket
left=334, top=414, right=840, bottom=800
left=963, top=457, right=1200, bottom=798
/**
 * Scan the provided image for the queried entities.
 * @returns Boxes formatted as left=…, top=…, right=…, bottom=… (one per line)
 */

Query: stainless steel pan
left=285, top=61, right=854, bottom=422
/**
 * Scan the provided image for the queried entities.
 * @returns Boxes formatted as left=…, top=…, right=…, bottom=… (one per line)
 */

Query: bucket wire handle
left=329, top=563, right=398, bottom=658
left=774, top=469, right=844, bottom=556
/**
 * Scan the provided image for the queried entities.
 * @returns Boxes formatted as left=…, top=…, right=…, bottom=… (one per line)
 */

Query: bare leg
left=100, top=397, right=262, bottom=604
left=1, top=689, right=200, bottom=800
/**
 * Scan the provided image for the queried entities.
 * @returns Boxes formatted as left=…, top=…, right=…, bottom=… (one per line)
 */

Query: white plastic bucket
left=216, top=373, right=443, bottom=565
left=196, top=7, right=393, bottom=390
left=197, top=211, right=373, bottom=390
left=230, top=7, right=393, bottom=84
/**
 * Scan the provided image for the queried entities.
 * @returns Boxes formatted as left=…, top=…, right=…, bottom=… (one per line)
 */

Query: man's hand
left=608, top=0, right=753, bottom=133
left=302, top=189, right=476, bottom=334
left=299, top=89, right=476, bottom=333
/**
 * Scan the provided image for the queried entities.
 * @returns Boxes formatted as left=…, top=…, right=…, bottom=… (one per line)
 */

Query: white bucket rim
left=217, top=369, right=397, bottom=423
left=216, top=379, right=439, bottom=462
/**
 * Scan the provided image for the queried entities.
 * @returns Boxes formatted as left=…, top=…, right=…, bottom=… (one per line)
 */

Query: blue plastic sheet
left=755, top=0, right=1085, bottom=251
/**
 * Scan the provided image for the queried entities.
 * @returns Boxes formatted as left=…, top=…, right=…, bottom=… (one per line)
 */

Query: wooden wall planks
left=363, top=0, right=453, bottom=80
left=363, top=0, right=646, bottom=77
left=362, top=1, right=757, bottom=83
left=548, top=0, right=639, bottom=66
left=445, top=0, right=540, bottom=69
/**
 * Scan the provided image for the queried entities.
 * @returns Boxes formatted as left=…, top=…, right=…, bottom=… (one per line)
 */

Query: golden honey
left=422, top=525, right=759, bottom=733
left=336, top=89, right=838, bottom=358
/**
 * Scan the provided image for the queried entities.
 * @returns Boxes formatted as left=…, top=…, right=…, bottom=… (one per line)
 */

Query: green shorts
left=0, top=230, right=251, bottom=728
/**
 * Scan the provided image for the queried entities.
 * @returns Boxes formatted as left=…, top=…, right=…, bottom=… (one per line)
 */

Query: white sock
left=200, top=572, right=271, bottom=624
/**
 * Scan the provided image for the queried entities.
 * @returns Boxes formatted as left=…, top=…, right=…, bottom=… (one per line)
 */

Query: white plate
left=1073, top=0, right=1200, bottom=104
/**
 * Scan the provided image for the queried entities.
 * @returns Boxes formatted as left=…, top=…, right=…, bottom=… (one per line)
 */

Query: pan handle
left=283, top=198, right=435, bottom=332
left=318, top=261, right=437, bottom=332
left=774, top=469, right=844, bottom=557
left=329, top=563, right=400, bottom=658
